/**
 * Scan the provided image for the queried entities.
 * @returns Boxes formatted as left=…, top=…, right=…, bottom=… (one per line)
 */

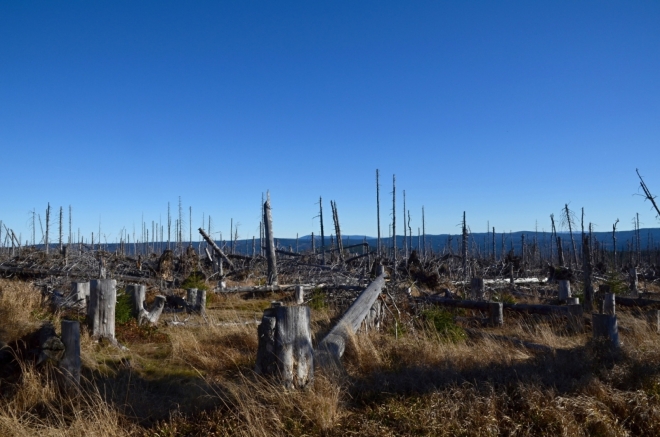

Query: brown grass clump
left=0, top=279, right=44, bottom=343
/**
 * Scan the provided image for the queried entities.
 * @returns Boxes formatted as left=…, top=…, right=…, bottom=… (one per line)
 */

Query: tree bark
left=88, top=279, right=116, bottom=339
left=59, top=320, right=81, bottom=387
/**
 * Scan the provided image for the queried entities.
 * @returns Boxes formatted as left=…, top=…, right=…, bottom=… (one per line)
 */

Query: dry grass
left=0, top=279, right=45, bottom=343
left=2, top=279, right=660, bottom=436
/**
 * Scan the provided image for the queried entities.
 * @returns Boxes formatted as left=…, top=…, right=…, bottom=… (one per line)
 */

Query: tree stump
left=593, top=313, right=619, bottom=347
left=470, top=277, right=485, bottom=301
left=558, top=280, right=571, bottom=301
left=630, top=267, right=639, bottom=297
left=186, top=288, right=198, bottom=312
left=70, top=282, right=89, bottom=309
left=294, top=285, right=305, bottom=305
left=141, top=296, right=166, bottom=325
left=602, top=293, right=615, bottom=315
left=196, top=289, right=206, bottom=316
left=59, top=320, right=81, bottom=387
left=255, top=305, right=313, bottom=389
left=88, top=279, right=116, bottom=339
left=566, top=297, right=580, bottom=305
left=127, top=284, right=146, bottom=319
left=488, top=302, right=503, bottom=327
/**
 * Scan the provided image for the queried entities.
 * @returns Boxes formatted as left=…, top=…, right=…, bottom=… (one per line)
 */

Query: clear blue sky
left=1, top=1, right=659, bottom=244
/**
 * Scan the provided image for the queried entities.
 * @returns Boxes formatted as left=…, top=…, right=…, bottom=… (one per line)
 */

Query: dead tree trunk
left=315, top=267, right=386, bottom=368
left=88, top=279, right=116, bottom=340
left=331, top=200, right=344, bottom=262
left=127, top=284, right=147, bottom=319
left=470, top=277, right=485, bottom=301
left=264, top=193, right=278, bottom=285
left=255, top=305, right=313, bottom=389
left=629, top=267, right=639, bottom=297
left=558, top=280, right=571, bottom=301
left=198, top=227, right=235, bottom=270
left=593, top=313, right=619, bottom=347
left=71, top=282, right=90, bottom=309
left=582, top=235, right=594, bottom=312
left=59, top=320, right=81, bottom=387
left=376, top=169, right=381, bottom=257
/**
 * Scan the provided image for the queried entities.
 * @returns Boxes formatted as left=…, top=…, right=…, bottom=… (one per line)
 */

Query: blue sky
left=1, top=1, right=659, bottom=244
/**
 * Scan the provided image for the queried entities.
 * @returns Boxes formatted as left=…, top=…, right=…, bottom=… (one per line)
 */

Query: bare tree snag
left=263, top=192, right=278, bottom=285
left=88, top=279, right=116, bottom=340
left=127, top=284, right=146, bottom=319
left=59, top=320, right=81, bottom=387
left=376, top=169, right=381, bottom=257
left=256, top=305, right=313, bottom=389
left=330, top=200, right=344, bottom=262
left=636, top=168, right=660, bottom=220
left=582, top=235, right=594, bottom=312
left=143, top=296, right=166, bottom=324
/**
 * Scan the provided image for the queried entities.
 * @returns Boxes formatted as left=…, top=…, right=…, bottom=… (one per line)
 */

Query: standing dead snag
left=636, top=168, right=660, bottom=220
left=330, top=200, right=344, bottom=262
left=582, top=235, right=594, bottom=312
left=256, top=304, right=313, bottom=389
left=263, top=192, right=278, bottom=285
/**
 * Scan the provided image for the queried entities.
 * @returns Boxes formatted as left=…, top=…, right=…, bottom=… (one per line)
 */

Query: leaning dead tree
left=198, top=227, right=235, bottom=270
left=637, top=168, right=660, bottom=220
left=330, top=200, right=344, bottom=262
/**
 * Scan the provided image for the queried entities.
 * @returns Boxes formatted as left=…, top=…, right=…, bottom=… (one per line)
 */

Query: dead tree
left=582, top=234, right=594, bottom=312
left=392, top=174, right=396, bottom=277
left=45, top=203, right=50, bottom=255
left=264, top=192, right=278, bottom=285
left=198, top=227, right=235, bottom=270
left=318, top=196, right=326, bottom=265
left=562, top=204, right=578, bottom=268
left=376, top=169, right=381, bottom=257
left=637, top=168, right=660, bottom=220
left=612, top=219, right=619, bottom=269
left=462, top=212, right=468, bottom=281
left=330, top=200, right=344, bottom=262
left=59, top=320, right=81, bottom=388
left=315, top=266, right=386, bottom=368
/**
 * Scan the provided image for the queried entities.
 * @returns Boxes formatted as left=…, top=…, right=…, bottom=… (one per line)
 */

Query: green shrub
left=421, top=308, right=466, bottom=343
left=309, top=288, right=326, bottom=310
left=115, top=291, right=133, bottom=324
left=604, top=271, right=626, bottom=295
left=181, top=271, right=208, bottom=291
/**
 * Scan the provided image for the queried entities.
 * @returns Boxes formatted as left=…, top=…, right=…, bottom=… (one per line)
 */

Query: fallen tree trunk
left=198, top=228, right=235, bottom=270
left=315, top=268, right=386, bottom=368
left=615, top=295, right=660, bottom=308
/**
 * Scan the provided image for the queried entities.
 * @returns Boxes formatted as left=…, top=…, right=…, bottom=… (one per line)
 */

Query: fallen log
left=198, top=228, right=235, bottom=270
left=315, top=268, right=386, bottom=368
left=0, top=264, right=154, bottom=283
left=615, top=296, right=660, bottom=308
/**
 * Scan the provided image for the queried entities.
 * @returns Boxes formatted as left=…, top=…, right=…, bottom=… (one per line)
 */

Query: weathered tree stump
left=630, top=267, right=639, bottom=297
left=294, top=285, right=305, bottom=305
left=186, top=288, right=198, bottom=310
left=59, top=320, right=81, bottom=387
left=88, top=279, right=116, bottom=340
left=127, top=284, right=146, bottom=319
left=470, top=277, right=485, bottom=301
left=488, top=302, right=503, bottom=327
left=142, top=296, right=166, bottom=325
left=70, top=282, right=89, bottom=309
left=602, top=293, right=615, bottom=315
left=196, top=289, right=206, bottom=316
left=593, top=313, right=619, bottom=347
left=558, top=280, right=571, bottom=301
left=566, top=297, right=580, bottom=305
left=255, top=305, right=313, bottom=389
